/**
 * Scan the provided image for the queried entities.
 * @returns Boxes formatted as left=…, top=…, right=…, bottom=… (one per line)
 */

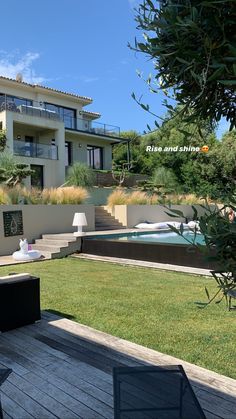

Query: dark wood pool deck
left=0, top=311, right=235, bottom=419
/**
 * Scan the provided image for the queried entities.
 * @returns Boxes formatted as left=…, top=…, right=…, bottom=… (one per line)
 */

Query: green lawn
left=1, top=258, right=235, bottom=378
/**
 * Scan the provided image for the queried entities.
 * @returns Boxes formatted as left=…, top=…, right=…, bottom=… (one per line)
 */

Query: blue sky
left=0, top=0, right=229, bottom=137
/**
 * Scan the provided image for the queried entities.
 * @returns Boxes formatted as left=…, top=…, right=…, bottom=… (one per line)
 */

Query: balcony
left=0, top=97, right=121, bottom=139
left=0, top=100, right=61, bottom=122
left=13, top=140, right=58, bottom=160
left=66, top=117, right=120, bottom=138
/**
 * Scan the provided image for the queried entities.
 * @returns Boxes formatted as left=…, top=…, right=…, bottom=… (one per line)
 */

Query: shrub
left=149, top=194, right=160, bottom=205
left=41, top=187, right=88, bottom=204
left=180, top=194, right=205, bottom=205
left=41, top=188, right=58, bottom=204
left=66, top=163, right=95, bottom=187
left=107, top=189, right=128, bottom=207
left=0, top=129, right=7, bottom=152
left=0, top=152, right=34, bottom=186
left=159, top=193, right=206, bottom=205
left=59, top=187, right=88, bottom=204
left=107, top=189, right=209, bottom=206
left=5, top=186, right=24, bottom=204
left=0, top=187, right=8, bottom=204
left=152, top=167, right=179, bottom=193
left=127, top=191, right=150, bottom=205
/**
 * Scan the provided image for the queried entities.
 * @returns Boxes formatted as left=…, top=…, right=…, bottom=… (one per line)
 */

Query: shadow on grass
left=45, top=309, right=76, bottom=320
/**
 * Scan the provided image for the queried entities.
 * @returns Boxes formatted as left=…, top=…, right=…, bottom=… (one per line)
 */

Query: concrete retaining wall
left=94, top=172, right=148, bottom=187
left=106, top=204, right=213, bottom=228
left=0, top=204, right=95, bottom=256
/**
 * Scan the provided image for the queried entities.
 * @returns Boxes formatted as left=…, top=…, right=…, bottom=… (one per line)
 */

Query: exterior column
left=55, top=126, right=66, bottom=186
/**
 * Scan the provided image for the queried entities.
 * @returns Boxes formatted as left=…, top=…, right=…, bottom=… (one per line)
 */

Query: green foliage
left=121, top=112, right=235, bottom=200
left=0, top=152, right=34, bottom=187
left=66, top=162, right=95, bottom=187
left=169, top=202, right=236, bottom=308
left=139, top=111, right=220, bottom=195
left=112, top=130, right=147, bottom=174
left=0, top=129, right=7, bottom=152
left=181, top=130, right=236, bottom=199
left=152, top=166, right=179, bottom=193
left=132, top=0, right=236, bottom=130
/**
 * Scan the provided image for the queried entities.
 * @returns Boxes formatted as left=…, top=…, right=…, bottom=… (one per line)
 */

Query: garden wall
left=0, top=204, right=95, bottom=256
left=94, top=172, right=148, bottom=187
left=105, top=204, right=213, bottom=228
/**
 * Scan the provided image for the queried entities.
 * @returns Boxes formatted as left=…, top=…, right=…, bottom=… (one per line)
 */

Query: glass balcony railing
left=67, top=117, right=120, bottom=137
left=0, top=98, right=62, bottom=121
left=13, top=140, right=58, bottom=160
left=0, top=96, right=121, bottom=138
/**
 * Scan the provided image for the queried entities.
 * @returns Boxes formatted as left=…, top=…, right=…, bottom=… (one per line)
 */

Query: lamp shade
left=72, top=213, right=87, bottom=227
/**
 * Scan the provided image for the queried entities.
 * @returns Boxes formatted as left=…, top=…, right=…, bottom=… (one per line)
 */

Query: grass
left=1, top=258, right=235, bottom=378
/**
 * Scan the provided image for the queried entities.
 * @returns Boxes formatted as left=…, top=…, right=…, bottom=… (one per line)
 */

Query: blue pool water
left=90, top=231, right=205, bottom=245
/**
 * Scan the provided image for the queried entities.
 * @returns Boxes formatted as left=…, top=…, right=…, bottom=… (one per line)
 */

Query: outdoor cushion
left=135, top=221, right=188, bottom=229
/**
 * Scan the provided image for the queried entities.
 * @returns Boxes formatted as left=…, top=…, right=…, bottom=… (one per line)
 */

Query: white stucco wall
left=107, top=204, right=214, bottom=228
left=0, top=78, right=119, bottom=187
left=0, top=204, right=95, bottom=256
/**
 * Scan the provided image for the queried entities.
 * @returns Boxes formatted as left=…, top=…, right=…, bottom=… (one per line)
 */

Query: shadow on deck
left=0, top=311, right=235, bottom=419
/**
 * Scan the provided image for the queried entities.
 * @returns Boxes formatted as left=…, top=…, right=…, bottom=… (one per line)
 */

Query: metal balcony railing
left=13, top=140, right=58, bottom=160
left=0, top=95, right=121, bottom=138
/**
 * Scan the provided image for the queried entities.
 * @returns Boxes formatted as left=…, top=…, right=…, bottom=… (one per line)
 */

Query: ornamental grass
left=41, top=186, right=88, bottom=204
left=126, top=190, right=150, bottom=205
left=0, top=187, right=8, bottom=204
left=107, top=189, right=128, bottom=207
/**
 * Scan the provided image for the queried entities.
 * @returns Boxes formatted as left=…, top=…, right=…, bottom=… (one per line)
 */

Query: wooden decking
left=0, top=311, right=235, bottom=419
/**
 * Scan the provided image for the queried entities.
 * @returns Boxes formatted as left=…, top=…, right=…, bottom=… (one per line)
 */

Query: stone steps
left=32, top=233, right=81, bottom=259
left=95, top=206, right=125, bottom=231
left=34, top=239, right=70, bottom=247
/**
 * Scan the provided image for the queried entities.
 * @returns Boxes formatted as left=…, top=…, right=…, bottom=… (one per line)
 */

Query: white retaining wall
left=0, top=205, right=95, bottom=256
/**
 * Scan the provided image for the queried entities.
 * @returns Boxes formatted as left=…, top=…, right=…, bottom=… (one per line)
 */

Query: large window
left=45, top=103, right=76, bottom=129
left=87, top=145, right=103, bottom=169
left=0, top=93, right=32, bottom=111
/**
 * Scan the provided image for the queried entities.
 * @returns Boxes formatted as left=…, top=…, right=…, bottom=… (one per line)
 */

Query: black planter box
left=0, top=273, right=41, bottom=332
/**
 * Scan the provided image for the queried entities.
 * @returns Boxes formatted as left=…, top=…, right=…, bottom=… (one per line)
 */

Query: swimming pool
left=82, top=230, right=215, bottom=270
left=89, top=230, right=205, bottom=246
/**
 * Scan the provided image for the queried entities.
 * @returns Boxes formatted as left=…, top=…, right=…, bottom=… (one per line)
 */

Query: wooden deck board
left=0, top=311, right=235, bottom=419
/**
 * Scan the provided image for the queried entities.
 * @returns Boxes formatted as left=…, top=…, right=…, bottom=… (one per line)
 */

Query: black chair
left=0, top=369, right=12, bottom=419
left=0, top=273, right=41, bottom=332
left=113, top=365, right=206, bottom=419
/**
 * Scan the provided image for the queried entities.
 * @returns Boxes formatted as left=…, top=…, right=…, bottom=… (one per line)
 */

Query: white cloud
left=82, top=76, right=99, bottom=83
left=0, top=51, right=46, bottom=84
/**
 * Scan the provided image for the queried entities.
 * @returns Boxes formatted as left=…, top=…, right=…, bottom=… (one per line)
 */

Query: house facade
left=0, top=76, right=121, bottom=188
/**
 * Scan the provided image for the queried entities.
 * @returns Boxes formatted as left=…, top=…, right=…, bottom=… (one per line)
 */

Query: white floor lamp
left=72, top=213, right=87, bottom=236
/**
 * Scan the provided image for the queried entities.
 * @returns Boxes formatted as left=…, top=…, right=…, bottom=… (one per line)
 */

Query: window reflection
left=87, top=145, right=103, bottom=169
left=45, top=103, right=76, bottom=129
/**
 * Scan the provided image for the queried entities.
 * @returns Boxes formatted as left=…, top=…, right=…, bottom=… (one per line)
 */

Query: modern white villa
left=0, top=75, right=122, bottom=188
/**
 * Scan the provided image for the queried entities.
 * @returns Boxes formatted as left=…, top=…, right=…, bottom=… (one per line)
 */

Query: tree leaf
left=208, top=67, right=225, bottom=81
left=219, top=80, right=236, bottom=85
